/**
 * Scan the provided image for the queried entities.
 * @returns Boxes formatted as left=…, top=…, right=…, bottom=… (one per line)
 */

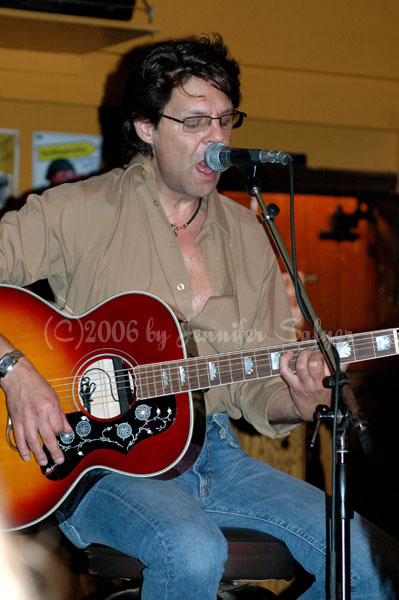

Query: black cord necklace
left=170, top=197, right=203, bottom=235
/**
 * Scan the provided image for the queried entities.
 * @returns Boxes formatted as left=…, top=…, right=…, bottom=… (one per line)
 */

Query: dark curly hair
left=121, top=33, right=241, bottom=162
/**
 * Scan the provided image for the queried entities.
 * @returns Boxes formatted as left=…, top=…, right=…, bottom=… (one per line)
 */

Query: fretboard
left=136, top=328, right=399, bottom=399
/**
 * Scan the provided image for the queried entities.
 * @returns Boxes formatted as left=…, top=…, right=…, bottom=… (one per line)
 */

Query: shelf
left=0, top=7, right=157, bottom=54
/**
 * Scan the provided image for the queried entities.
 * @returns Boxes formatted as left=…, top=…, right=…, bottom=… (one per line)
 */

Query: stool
left=81, top=527, right=314, bottom=599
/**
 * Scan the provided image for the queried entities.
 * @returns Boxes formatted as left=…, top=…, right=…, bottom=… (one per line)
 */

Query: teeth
left=198, top=161, right=212, bottom=173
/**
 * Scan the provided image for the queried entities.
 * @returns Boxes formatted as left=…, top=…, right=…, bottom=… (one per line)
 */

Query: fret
left=394, top=329, right=399, bottom=354
left=140, top=365, right=151, bottom=399
left=135, top=365, right=144, bottom=399
left=199, top=357, right=209, bottom=389
left=184, top=358, right=198, bottom=392
left=371, top=332, right=377, bottom=358
left=167, top=361, right=182, bottom=394
left=138, top=364, right=155, bottom=399
left=350, top=334, right=357, bottom=362
left=217, top=354, right=233, bottom=386
left=286, top=342, right=304, bottom=372
left=149, top=363, right=162, bottom=396
left=230, top=351, right=245, bottom=383
left=254, top=348, right=273, bottom=379
left=346, top=332, right=368, bottom=362
left=166, top=361, right=174, bottom=393
left=149, top=364, right=158, bottom=398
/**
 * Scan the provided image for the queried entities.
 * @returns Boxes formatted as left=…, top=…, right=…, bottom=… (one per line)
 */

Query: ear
left=134, top=119, right=155, bottom=145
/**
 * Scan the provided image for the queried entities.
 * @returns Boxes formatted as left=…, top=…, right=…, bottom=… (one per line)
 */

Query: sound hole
left=77, top=355, right=135, bottom=419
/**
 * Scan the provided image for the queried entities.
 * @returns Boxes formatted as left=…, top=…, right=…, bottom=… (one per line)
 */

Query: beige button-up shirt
left=0, top=155, right=297, bottom=437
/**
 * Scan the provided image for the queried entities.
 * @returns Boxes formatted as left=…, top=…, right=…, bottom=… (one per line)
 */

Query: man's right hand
left=1, top=356, right=73, bottom=466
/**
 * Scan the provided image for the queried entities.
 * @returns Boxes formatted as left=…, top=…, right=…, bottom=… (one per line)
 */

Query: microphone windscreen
left=204, top=143, right=229, bottom=172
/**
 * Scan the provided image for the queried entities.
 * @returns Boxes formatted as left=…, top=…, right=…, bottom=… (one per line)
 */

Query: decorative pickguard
left=42, top=397, right=176, bottom=481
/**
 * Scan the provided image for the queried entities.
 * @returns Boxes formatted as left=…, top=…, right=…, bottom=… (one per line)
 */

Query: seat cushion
left=84, top=527, right=298, bottom=584
left=221, top=528, right=297, bottom=582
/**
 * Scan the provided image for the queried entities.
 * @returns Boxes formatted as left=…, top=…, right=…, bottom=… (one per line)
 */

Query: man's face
left=137, top=77, right=234, bottom=203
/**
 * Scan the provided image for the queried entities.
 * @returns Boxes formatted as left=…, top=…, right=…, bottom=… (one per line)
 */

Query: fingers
left=61, top=412, right=73, bottom=434
left=296, top=349, right=326, bottom=382
left=38, top=418, right=65, bottom=465
left=24, top=421, right=52, bottom=466
left=12, top=408, right=68, bottom=466
left=280, top=349, right=326, bottom=384
left=279, top=348, right=331, bottom=422
left=11, top=422, right=32, bottom=463
left=4, top=360, right=70, bottom=466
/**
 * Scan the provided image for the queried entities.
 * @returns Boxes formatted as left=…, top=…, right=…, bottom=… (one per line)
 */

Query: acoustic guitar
left=0, top=285, right=397, bottom=530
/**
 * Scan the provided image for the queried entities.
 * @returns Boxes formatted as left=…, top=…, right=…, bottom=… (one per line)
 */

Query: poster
left=0, top=129, right=20, bottom=211
left=32, top=131, right=102, bottom=189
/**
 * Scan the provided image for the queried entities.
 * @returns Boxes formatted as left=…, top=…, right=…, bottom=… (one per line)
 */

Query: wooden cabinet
left=225, top=191, right=378, bottom=337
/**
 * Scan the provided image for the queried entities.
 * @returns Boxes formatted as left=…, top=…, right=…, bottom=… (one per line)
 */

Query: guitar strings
left=47, top=333, right=389, bottom=396
left=48, top=336, right=386, bottom=401
left=44, top=332, right=390, bottom=409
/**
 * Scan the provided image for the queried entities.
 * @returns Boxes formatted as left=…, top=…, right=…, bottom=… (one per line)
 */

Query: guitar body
left=1, top=285, right=398, bottom=530
left=0, top=286, right=205, bottom=531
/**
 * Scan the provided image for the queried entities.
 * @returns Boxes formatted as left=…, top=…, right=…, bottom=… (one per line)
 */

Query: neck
left=143, top=155, right=196, bottom=216
left=170, top=197, right=203, bottom=234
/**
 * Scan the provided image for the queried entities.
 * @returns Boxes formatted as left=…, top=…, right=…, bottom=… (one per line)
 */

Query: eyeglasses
left=160, top=111, right=247, bottom=133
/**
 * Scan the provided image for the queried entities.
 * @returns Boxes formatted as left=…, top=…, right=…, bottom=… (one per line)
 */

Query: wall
left=0, top=0, right=398, bottom=195
left=1, top=1, right=398, bottom=553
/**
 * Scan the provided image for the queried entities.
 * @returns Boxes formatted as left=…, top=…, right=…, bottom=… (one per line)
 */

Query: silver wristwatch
left=0, top=349, right=24, bottom=378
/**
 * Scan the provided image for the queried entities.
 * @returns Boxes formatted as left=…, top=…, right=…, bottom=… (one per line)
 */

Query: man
left=0, top=35, right=397, bottom=599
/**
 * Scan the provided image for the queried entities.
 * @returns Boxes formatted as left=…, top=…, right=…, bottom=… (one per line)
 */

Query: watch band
left=0, top=349, right=24, bottom=378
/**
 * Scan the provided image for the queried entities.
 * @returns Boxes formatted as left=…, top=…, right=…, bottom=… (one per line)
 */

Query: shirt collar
left=121, top=153, right=152, bottom=185
left=202, top=188, right=231, bottom=242
left=122, top=153, right=232, bottom=241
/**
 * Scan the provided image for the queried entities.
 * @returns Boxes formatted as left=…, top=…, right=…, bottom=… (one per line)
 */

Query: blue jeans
left=58, top=413, right=399, bottom=599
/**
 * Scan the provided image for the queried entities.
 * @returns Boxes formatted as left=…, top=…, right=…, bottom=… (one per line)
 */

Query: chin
left=197, top=179, right=220, bottom=198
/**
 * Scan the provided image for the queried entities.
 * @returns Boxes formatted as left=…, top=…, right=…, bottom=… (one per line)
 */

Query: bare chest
left=177, top=233, right=213, bottom=317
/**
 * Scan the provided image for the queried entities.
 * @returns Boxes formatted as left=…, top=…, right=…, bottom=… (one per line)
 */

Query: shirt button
left=153, top=200, right=159, bottom=206
left=177, top=283, right=185, bottom=291
left=170, top=241, right=176, bottom=248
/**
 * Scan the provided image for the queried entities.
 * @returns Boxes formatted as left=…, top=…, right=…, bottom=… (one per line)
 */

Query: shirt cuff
left=241, top=380, right=299, bottom=439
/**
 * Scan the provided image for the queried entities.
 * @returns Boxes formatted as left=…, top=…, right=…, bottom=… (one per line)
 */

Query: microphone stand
left=239, top=165, right=363, bottom=600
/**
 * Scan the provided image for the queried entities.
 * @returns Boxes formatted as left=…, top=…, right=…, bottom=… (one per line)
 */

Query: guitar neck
left=136, top=328, right=399, bottom=399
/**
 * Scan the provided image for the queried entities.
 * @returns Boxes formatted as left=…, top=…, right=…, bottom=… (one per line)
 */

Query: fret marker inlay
left=208, top=361, right=217, bottom=381
left=179, top=366, right=186, bottom=385
left=271, top=352, right=281, bottom=371
left=244, top=356, right=254, bottom=375
left=336, top=341, right=352, bottom=358
left=376, top=335, right=391, bottom=352
left=162, top=370, right=169, bottom=388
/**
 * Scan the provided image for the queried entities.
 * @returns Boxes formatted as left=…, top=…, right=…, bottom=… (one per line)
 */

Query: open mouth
left=197, top=160, right=215, bottom=175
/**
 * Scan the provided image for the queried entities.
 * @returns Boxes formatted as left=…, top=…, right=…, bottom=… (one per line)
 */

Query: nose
left=205, top=117, right=228, bottom=144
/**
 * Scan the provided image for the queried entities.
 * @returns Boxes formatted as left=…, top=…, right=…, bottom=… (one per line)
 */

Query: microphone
left=204, top=143, right=292, bottom=172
